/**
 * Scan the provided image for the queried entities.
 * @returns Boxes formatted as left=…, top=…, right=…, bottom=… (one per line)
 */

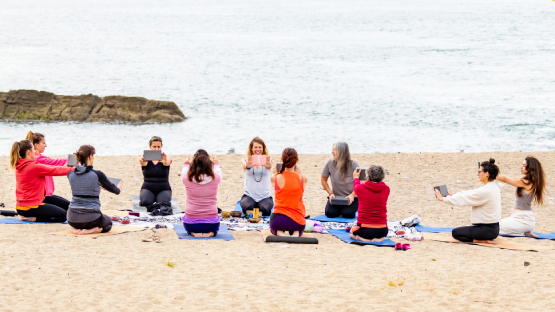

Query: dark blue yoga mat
left=310, top=214, right=357, bottom=223
left=174, top=224, right=235, bottom=241
left=0, top=218, right=68, bottom=224
left=328, top=229, right=396, bottom=247
left=415, top=225, right=454, bottom=233
left=233, top=200, right=271, bottom=218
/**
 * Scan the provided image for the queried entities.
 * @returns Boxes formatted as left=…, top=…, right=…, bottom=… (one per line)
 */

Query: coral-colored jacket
left=15, top=158, right=74, bottom=206
left=34, top=154, right=68, bottom=196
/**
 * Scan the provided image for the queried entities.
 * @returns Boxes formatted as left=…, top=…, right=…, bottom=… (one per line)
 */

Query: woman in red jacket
left=10, top=140, right=74, bottom=223
left=350, top=165, right=390, bottom=242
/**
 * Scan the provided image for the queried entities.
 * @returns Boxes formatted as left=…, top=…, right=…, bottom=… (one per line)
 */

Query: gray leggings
left=140, top=189, right=172, bottom=206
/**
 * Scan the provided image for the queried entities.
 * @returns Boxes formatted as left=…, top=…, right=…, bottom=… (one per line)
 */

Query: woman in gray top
left=67, top=145, right=123, bottom=235
left=497, top=156, right=546, bottom=237
left=321, top=142, right=360, bottom=219
left=240, top=137, right=274, bottom=216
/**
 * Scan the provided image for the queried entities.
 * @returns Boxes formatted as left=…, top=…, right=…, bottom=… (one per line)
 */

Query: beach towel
left=0, top=218, right=68, bottom=224
left=261, top=228, right=318, bottom=244
left=424, top=233, right=555, bottom=252
left=328, top=229, right=396, bottom=247
left=173, top=223, right=235, bottom=241
left=131, top=195, right=182, bottom=214
left=49, top=226, right=146, bottom=238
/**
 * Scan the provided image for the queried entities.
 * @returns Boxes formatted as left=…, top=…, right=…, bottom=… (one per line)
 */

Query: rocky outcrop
left=0, top=90, right=186, bottom=123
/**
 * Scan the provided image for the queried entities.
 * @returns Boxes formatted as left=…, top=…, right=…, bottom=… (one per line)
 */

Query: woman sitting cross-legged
left=269, top=148, right=308, bottom=237
left=181, top=150, right=222, bottom=237
left=350, top=165, right=390, bottom=242
left=67, top=145, right=123, bottom=235
left=435, top=158, right=502, bottom=244
left=11, top=140, right=74, bottom=223
left=139, top=136, right=172, bottom=206
left=497, top=156, right=546, bottom=237
left=240, top=137, right=274, bottom=216
left=322, top=142, right=360, bottom=219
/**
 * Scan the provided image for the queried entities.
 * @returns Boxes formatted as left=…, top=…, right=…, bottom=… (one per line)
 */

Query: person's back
left=274, top=171, right=306, bottom=225
left=183, top=172, right=221, bottom=218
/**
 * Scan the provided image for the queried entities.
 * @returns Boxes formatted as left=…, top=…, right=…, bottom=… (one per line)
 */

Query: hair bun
left=489, top=158, right=495, bottom=164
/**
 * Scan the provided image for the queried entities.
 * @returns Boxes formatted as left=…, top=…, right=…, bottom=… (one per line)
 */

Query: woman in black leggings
left=139, top=136, right=172, bottom=206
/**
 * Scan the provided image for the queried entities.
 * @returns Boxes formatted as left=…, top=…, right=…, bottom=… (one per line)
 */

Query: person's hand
left=117, top=179, right=124, bottom=190
left=246, top=156, right=253, bottom=168
left=347, top=193, right=355, bottom=205
left=434, top=189, right=444, bottom=202
left=265, top=156, right=272, bottom=169
left=186, top=154, right=194, bottom=163
left=328, top=194, right=336, bottom=203
left=448, top=192, right=453, bottom=196
left=139, top=156, right=147, bottom=166
left=211, top=154, right=219, bottom=164
left=161, top=152, right=170, bottom=166
left=353, top=169, right=361, bottom=179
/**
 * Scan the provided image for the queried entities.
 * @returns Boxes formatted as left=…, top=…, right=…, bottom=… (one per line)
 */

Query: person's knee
left=241, top=199, right=255, bottom=211
left=102, top=224, right=112, bottom=233
left=157, top=191, right=172, bottom=203
left=342, top=211, right=356, bottom=219
left=325, top=208, right=341, bottom=218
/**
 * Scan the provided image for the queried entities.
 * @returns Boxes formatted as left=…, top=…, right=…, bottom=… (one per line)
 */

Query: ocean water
left=0, top=0, right=554, bottom=156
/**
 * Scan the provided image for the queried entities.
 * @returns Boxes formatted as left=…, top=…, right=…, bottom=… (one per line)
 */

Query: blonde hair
left=10, top=140, right=33, bottom=170
left=246, top=137, right=269, bottom=156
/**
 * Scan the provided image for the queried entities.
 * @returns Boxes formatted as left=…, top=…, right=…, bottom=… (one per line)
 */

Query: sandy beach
left=1, top=151, right=554, bottom=311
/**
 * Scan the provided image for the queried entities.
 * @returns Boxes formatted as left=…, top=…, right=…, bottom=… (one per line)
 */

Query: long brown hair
left=10, top=140, right=34, bottom=169
left=75, top=145, right=96, bottom=165
left=279, top=148, right=298, bottom=174
left=188, top=149, right=215, bottom=182
left=518, top=156, right=546, bottom=206
left=25, top=131, right=45, bottom=147
left=246, top=137, right=269, bottom=156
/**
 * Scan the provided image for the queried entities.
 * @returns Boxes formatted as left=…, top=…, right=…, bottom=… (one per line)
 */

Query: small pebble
left=524, top=261, right=530, bottom=266
left=281, top=245, right=290, bottom=248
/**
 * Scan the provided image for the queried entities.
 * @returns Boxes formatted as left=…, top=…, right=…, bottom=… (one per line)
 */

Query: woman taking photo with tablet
left=10, top=140, right=74, bottom=223
left=139, top=136, right=172, bottom=206
left=240, top=137, right=274, bottom=216
left=26, top=131, right=71, bottom=210
left=497, top=156, right=546, bottom=237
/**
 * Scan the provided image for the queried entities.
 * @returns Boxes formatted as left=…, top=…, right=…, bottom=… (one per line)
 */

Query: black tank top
left=141, top=161, right=171, bottom=194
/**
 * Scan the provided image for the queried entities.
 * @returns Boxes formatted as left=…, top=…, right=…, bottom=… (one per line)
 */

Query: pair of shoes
left=395, top=243, right=411, bottom=251
left=142, top=228, right=162, bottom=243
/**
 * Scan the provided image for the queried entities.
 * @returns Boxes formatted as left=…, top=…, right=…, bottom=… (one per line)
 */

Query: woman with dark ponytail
left=10, top=140, right=74, bottom=223
left=497, top=156, right=546, bottom=237
left=269, top=148, right=308, bottom=237
left=435, top=158, right=502, bottom=244
left=26, top=131, right=71, bottom=209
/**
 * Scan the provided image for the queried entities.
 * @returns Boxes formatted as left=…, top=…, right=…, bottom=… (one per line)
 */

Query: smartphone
left=67, top=154, right=78, bottom=167
left=251, top=155, right=267, bottom=166
left=276, top=163, right=282, bottom=172
left=108, top=177, right=122, bottom=186
left=144, top=150, right=162, bottom=161
left=433, top=185, right=449, bottom=197
left=355, top=167, right=367, bottom=180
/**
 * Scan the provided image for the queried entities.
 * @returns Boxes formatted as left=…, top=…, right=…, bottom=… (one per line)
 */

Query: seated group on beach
left=9, top=132, right=547, bottom=244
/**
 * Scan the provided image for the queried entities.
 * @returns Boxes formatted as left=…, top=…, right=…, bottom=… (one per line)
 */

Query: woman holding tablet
left=26, top=131, right=71, bottom=210
left=240, top=137, right=274, bottom=216
left=497, top=156, right=546, bottom=237
left=10, top=140, right=74, bottom=223
left=270, top=148, right=308, bottom=237
left=321, top=142, right=360, bottom=219
left=139, top=136, right=172, bottom=206
left=181, top=150, right=222, bottom=237
left=435, top=159, right=502, bottom=244
left=67, top=145, right=123, bottom=234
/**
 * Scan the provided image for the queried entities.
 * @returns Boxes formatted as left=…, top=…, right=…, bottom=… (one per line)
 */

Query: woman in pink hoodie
left=26, top=131, right=71, bottom=210
left=10, top=140, right=74, bottom=222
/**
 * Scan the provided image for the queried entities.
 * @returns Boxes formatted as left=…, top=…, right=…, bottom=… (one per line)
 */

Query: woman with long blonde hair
left=240, top=137, right=274, bottom=216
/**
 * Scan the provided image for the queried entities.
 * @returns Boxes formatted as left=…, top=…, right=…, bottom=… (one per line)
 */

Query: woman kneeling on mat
left=67, top=145, right=123, bottom=234
left=10, top=140, right=74, bottom=222
left=435, top=158, right=501, bottom=244
left=497, top=156, right=546, bottom=237
left=350, top=165, right=390, bottom=242
left=181, top=150, right=221, bottom=237
left=321, top=142, right=360, bottom=219
left=26, top=131, right=72, bottom=210
left=270, top=148, right=308, bottom=237
left=241, top=137, right=274, bottom=216
left=139, top=136, right=172, bottom=206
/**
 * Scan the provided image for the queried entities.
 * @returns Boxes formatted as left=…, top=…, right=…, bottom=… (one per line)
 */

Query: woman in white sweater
left=435, top=158, right=502, bottom=244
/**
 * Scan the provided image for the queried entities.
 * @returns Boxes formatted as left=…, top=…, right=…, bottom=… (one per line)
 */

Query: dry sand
left=1, top=152, right=554, bottom=311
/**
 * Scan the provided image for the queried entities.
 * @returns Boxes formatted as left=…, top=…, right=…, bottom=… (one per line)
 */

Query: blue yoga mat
left=174, top=224, right=235, bottom=241
left=0, top=218, right=68, bottom=224
left=415, top=225, right=454, bottom=233
left=328, top=229, right=396, bottom=247
left=310, top=214, right=357, bottom=223
left=233, top=201, right=271, bottom=218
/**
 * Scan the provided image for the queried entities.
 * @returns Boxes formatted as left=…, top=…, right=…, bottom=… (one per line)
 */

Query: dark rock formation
left=0, top=90, right=186, bottom=123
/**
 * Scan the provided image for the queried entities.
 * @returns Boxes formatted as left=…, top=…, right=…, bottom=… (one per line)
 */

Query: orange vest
left=274, top=171, right=306, bottom=225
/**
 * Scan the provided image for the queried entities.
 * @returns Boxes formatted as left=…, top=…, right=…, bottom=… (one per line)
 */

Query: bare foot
left=291, top=231, right=301, bottom=237
left=371, top=237, right=385, bottom=243
left=72, top=228, right=83, bottom=235
left=276, top=231, right=290, bottom=237
left=350, top=234, right=375, bottom=242
left=19, top=216, right=36, bottom=222
left=79, top=227, right=102, bottom=235
left=191, top=232, right=203, bottom=237
left=473, top=239, right=499, bottom=245
left=524, top=231, right=538, bottom=238
left=201, top=232, right=214, bottom=237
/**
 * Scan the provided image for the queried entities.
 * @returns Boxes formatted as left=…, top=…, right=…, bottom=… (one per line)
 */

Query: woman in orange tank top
left=270, top=148, right=308, bottom=237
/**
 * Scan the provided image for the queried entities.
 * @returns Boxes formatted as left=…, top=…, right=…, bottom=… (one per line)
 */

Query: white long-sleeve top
left=443, top=182, right=502, bottom=224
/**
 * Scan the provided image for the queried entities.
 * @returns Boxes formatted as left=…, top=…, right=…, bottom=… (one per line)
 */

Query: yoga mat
left=131, top=195, right=182, bottom=214
left=310, top=214, right=357, bottom=223
left=261, top=228, right=318, bottom=244
left=102, top=210, right=130, bottom=217
left=233, top=200, right=272, bottom=218
left=415, top=225, right=454, bottom=233
left=0, top=218, right=68, bottom=224
left=424, top=233, right=555, bottom=252
left=328, top=229, right=396, bottom=247
left=50, top=226, right=146, bottom=238
left=173, top=224, right=235, bottom=241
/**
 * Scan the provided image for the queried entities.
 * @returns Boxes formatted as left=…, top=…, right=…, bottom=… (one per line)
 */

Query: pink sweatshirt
left=34, top=154, right=68, bottom=196
left=181, top=163, right=222, bottom=219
